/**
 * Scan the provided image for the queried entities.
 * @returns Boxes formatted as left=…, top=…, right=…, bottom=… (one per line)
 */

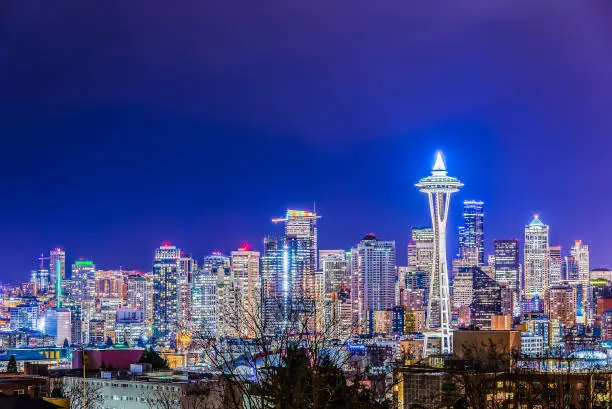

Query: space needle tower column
left=416, top=151, right=463, bottom=356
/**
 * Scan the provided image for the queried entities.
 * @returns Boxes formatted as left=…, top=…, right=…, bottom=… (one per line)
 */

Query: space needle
left=416, top=151, right=463, bottom=356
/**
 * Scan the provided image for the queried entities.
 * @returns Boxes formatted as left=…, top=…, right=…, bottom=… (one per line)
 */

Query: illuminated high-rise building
left=549, top=245, right=563, bottom=287
left=178, top=253, right=195, bottom=331
left=321, top=251, right=351, bottom=338
left=10, top=302, right=40, bottom=330
left=180, top=253, right=197, bottom=284
left=94, top=270, right=126, bottom=299
left=407, top=227, right=434, bottom=274
left=231, top=245, right=261, bottom=337
left=562, top=255, right=579, bottom=281
left=545, top=283, right=576, bottom=328
left=273, top=209, right=319, bottom=271
left=353, top=234, right=395, bottom=334
left=470, top=267, right=502, bottom=330
left=215, top=255, right=236, bottom=339
left=416, top=151, right=462, bottom=356
left=45, top=308, right=71, bottom=347
left=49, top=248, right=66, bottom=290
left=126, top=273, right=153, bottom=334
left=152, top=243, right=181, bottom=338
left=458, top=200, right=485, bottom=266
left=192, top=253, right=230, bottom=337
left=261, top=236, right=311, bottom=334
left=71, top=259, right=97, bottom=303
left=571, top=240, right=591, bottom=323
left=30, top=269, right=50, bottom=295
left=523, top=215, right=550, bottom=300
left=452, top=270, right=473, bottom=310
left=494, top=239, right=520, bottom=291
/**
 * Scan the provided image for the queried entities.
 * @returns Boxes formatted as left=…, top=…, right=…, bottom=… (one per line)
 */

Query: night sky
left=2, top=1, right=612, bottom=282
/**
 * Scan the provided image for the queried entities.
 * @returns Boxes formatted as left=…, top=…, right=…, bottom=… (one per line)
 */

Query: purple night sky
left=1, top=1, right=612, bottom=281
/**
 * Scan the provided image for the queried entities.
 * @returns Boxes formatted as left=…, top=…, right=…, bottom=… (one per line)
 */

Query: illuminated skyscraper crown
left=415, top=151, right=463, bottom=193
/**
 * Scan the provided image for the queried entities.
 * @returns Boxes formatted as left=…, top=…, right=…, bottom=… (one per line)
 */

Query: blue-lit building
left=458, top=200, right=485, bottom=266
left=563, top=255, right=580, bottom=281
left=152, top=244, right=181, bottom=338
left=192, top=253, right=230, bottom=337
left=9, top=302, right=40, bottom=331
left=30, top=269, right=50, bottom=294
left=261, top=236, right=311, bottom=334
left=494, top=239, right=520, bottom=291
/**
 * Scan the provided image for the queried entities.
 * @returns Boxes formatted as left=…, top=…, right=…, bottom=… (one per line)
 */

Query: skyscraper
left=321, top=251, right=351, bottom=339
left=231, top=245, right=261, bottom=337
left=50, top=248, right=66, bottom=295
left=272, top=209, right=319, bottom=271
left=494, top=239, right=520, bottom=291
left=416, top=151, right=462, bottom=356
left=524, top=215, right=550, bottom=300
left=571, top=240, right=590, bottom=323
left=126, top=273, right=153, bottom=336
left=178, top=253, right=195, bottom=331
left=545, top=283, right=576, bottom=328
left=470, top=267, right=502, bottom=330
left=45, top=308, right=72, bottom=347
left=458, top=200, right=485, bottom=266
left=354, top=234, right=395, bottom=334
left=407, top=227, right=434, bottom=274
left=192, top=253, right=230, bottom=337
left=261, top=236, right=311, bottom=333
left=549, top=245, right=563, bottom=287
left=152, top=243, right=181, bottom=338
left=30, top=268, right=50, bottom=295
left=71, top=259, right=96, bottom=303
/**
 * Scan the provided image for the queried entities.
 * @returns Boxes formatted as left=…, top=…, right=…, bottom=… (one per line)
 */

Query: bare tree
left=146, top=380, right=236, bottom=409
left=63, top=376, right=104, bottom=409
left=191, top=292, right=393, bottom=409
left=441, top=338, right=517, bottom=409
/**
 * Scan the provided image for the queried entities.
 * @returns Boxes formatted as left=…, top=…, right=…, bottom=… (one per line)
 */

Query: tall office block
left=50, top=248, right=66, bottom=290
left=152, top=243, right=181, bottom=338
left=549, top=246, right=563, bottom=287
left=127, top=273, right=153, bottom=335
left=30, top=269, right=50, bottom=295
left=494, top=239, right=520, bottom=291
left=353, top=234, right=395, bottom=334
left=524, top=215, right=550, bottom=300
left=416, top=151, right=462, bottom=356
left=231, top=246, right=261, bottom=337
left=192, top=253, right=230, bottom=337
left=45, top=308, right=71, bottom=347
left=71, top=259, right=97, bottom=303
left=321, top=250, right=351, bottom=338
left=272, top=209, right=319, bottom=271
left=407, top=227, right=434, bottom=274
left=458, top=200, right=485, bottom=266
left=470, top=267, right=502, bottom=330
left=261, top=236, right=312, bottom=334
left=571, top=240, right=590, bottom=323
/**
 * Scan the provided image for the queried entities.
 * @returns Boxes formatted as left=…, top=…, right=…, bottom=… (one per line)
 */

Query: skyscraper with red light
left=231, top=245, right=260, bottom=337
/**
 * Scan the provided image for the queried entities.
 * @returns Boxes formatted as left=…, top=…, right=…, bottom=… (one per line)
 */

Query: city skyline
left=0, top=200, right=601, bottom=285
left=0, top=182, right=602, bottom=283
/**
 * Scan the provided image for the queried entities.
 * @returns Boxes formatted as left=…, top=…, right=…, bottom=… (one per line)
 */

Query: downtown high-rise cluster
left=2, top=152, right=610, bottom=361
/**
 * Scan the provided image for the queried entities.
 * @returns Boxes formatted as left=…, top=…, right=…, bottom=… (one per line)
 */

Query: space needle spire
left=416, top=151, right=463, bottom=356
